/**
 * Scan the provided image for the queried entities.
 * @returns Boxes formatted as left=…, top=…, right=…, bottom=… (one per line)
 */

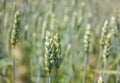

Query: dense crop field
left=0, top=0, right=120, bottom=83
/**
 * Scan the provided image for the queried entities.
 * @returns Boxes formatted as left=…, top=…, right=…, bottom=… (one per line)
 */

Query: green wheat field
left=0, top=0, right=120, bottom=83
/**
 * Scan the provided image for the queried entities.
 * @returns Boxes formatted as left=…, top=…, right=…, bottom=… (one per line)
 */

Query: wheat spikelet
left=102, top=34, right=112, bottom=63
left=110, top=16, right=118, bottom=37
left=100, top=20, right=109, bottom=48
left=45, top=31, right=53, bottom=74
left=83, top=24, right=91, bottom=83
left=10, top=11, right=21, bottom=47
left=84, top=24, right=91, bottom=53
left=53, top=33, right=62, bottom=69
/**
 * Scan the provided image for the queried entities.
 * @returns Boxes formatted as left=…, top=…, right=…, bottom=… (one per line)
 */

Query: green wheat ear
left=44, top=31, right=62, bottom=83
left=110, top=16, right=118, bottom=37
left=10, top=11, right=21, bottom=47
left=45, top=31, right=53, bottom=74
left=84, top=24, right=91, bottom=54
left=53, top=33, right=62, bottom=69
left=102, top=34, right=112, bottom=63
left=83, top=24, right=91, bottom=83
left=100, top=20, right=109, bottom=48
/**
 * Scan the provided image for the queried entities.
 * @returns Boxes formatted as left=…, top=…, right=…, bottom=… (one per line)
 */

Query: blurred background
left=0, top=0, right=120, bottom=83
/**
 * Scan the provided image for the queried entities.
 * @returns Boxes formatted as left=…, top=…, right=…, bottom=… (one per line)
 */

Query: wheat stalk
left=83, top=24, right=91, bottom=83
left=53, top=33, right=62, bottom=83
left=102, top=34, right=112, bottom=82
left=45, top=31, right=62, bottom=83
left=94, top=20, right=109, bottom=83
left=9, top=11, right=21, bottom=83
left=45, top=31, right=53, bottom=83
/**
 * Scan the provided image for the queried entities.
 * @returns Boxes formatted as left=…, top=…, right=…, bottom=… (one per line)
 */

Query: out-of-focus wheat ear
left=102, top=34, right=112, bottom=64
left=10, top=11, right=21, bottom=47
left=45, top=31, right=53, bottom=73
left=45, top=31, right=53, bottom=83
left=100, top=20, right=109, bottom=48
left=9, top=11, right=22, bottom=83
left=84, top=24, right=91, bottom=54
left=83, top=24, right=91, bottom=83
left=102, top=34, right=112, bottom=82
left=94, top=20, right=109, bottom=83
left=110, top=16, right=116, bottom=28
left=53, top=33, right=62, bottom=69
left=110, top=16, right=118, bottom=37
left=53, top=33, right=62, bottom=83
left=97, top=75, right=103, bottom=83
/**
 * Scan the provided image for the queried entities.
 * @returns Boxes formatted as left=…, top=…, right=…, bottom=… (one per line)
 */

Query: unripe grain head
left=102, top=34, right=112, bottom=63
left=100, top=20, right=109, bottom=48
left=53, top=33, right=62, bottom=69
left=84, top=24, right=91, bottom=53
left=45, top=31, right=53, bottom=73
left=10, top=11, right=21, bottom=47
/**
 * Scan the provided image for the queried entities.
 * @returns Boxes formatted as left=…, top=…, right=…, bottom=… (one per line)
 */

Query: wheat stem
left=94, top=47, right=102, bottom=83
left=49, top=73, right=52, bottom=83
left=116, top=61, right=120, bottom=83
left=55, top=69, right=58, bottom=83
left=13, top=52, right=15, bottom=83
left=102, top=62, right=107, bottom=82
left=83, top=54, right=88, bottom=83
